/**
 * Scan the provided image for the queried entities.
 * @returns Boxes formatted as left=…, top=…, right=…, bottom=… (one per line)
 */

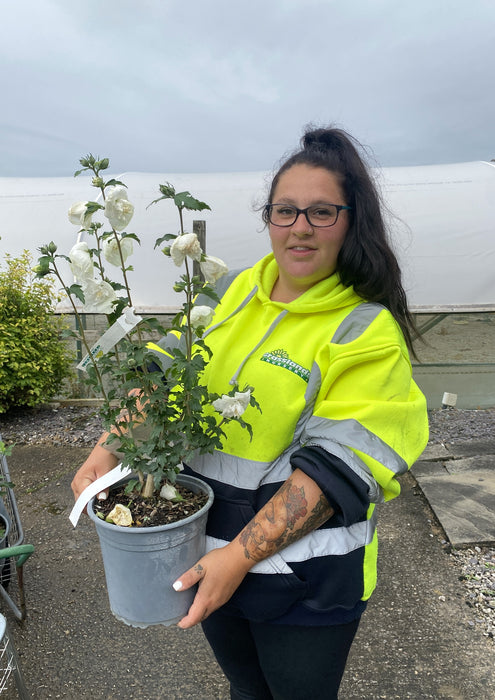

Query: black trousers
left=202, top=610, right=360, bottom=700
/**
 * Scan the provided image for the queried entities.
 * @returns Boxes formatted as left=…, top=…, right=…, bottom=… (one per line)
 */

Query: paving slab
left=412, top=440, right=495, bottom=547
left=447, top=440, right=495, bottom=458
left=413, top=468, right=495, bottom=546
left=445, top=454, right=494, bottom=473
left=412, top=459, right=449, bottom=477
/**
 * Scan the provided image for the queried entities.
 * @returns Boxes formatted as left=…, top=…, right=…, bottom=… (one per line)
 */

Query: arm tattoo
left=239, top=483, right=333, bottom=563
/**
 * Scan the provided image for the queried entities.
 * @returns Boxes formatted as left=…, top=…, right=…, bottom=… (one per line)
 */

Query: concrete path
left=0, top=445, right=493, bottom=699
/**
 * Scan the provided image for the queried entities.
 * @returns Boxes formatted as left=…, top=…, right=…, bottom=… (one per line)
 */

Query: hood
left=249, top=254, right=363, bottom=313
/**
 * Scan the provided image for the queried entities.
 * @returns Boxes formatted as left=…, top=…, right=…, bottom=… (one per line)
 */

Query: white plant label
left=69, top=464, right=132, bottom=527
left=77, top=307, right=143, bottom=372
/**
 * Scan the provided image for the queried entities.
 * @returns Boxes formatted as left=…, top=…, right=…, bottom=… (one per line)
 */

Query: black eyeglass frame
left=264, top=203, right=352, bottom=228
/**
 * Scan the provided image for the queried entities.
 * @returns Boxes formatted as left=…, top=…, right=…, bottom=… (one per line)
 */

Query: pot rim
left=87, top=473, right=214, bottom=534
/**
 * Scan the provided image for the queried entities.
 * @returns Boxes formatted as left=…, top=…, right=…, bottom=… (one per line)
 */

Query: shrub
left=0, top=251, right=74, bottom=413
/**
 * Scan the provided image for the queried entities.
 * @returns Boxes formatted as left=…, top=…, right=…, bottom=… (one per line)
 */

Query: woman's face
left=268, top=164, right=349, bottom=301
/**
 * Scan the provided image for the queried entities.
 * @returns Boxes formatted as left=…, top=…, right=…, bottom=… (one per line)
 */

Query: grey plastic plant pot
left=87, top=473, right=214, bottom=628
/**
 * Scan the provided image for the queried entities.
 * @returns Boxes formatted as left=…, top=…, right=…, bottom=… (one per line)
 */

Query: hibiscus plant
left=36, top=155, right=258, bottom=508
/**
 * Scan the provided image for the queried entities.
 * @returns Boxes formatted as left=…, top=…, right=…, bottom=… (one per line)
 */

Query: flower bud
left=92, top=176, right=105, bottom=188
left=190, top=305, right=214, bottom=329
left=159, top=183, right=176, bottom=198
left=33, top=263, right=50, bottom=277
left=48, top=241, right=57, bottom=254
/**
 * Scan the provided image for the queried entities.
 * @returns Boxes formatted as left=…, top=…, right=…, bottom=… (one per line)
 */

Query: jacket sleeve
left=290, top=446, right=370, bottom=525
left=300, top=310, right=429, bottom=504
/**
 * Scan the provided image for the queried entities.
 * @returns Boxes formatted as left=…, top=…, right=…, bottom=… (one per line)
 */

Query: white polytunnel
left=1, top=160, right=494, bottom=409
left=0, top=160, right=494, bottom=314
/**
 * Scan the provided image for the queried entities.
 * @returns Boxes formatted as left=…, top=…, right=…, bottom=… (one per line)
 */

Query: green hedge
left=0, top=251, right=74, bottom=413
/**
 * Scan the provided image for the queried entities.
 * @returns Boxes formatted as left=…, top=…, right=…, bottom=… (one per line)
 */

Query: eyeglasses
left=265, top=203, right=352, bottom=228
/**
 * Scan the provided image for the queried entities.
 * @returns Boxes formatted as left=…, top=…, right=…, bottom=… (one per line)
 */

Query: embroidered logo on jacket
left=260, top=349, right=310, bottom=383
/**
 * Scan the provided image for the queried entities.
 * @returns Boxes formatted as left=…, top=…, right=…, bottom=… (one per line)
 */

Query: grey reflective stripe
left=302, top=416, right=408, bottom=489
left=206, top=536, right=293, bottom=573
left=190, top=451, right=293, bottom=490
left=331, top=302, right=385, bottom=344
left=230, top=309, right=289, bottom=385
left=205, top=510, right=377, bottom=570
left=292, top=362, right=321, bottom=442
left=203, top=286, right=258, bottom=339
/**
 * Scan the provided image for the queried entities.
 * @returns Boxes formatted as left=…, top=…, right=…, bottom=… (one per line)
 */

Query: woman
left=72, top=126, right=429, bottom=699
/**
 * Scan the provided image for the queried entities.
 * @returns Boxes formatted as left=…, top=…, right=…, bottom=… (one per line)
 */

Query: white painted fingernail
left=172, top=580, right=183, bottom=591
left=97, top=491, right=107, bottom=500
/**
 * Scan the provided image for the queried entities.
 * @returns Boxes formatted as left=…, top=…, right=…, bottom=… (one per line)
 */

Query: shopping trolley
left=0, top=440, right=34, bottom=622
left=0, top=436, right=34, bottom=696
left=0, top=614, right=29, bottom=698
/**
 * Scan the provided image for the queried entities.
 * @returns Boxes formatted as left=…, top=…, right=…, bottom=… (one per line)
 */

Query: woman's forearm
left=235, top=468, right=334, bottom=564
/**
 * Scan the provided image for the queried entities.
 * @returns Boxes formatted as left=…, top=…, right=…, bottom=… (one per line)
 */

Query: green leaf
left=154, top=233, right=178, bottom=249
left=104, top=179, right=127, bottom=188
left=85, top=201, right=104, bottom=214
left=197, top=285, right=220, bottom=303
left=121, top=232, right=140, bottom=243
left=67, top=284, right=85, bottom=303
left=173, top=191, right=211, bottom=212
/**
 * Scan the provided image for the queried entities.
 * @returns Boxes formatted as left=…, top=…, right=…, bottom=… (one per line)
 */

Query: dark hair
left=263, top=126, right=418, bottom=355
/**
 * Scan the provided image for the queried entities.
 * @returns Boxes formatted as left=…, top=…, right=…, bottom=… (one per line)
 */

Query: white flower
left=105, top=185, right=127, bottom=202
left=81, top=278, right=117, bottom=314
left=190, top=305, right=214, bottom=329
left=160, top=483, right=180, bottom=500
left=213, top=390, right=251, bottom=418
left=103, top=236, right=134, bottom=266
left=68, top=201, right=94, bottom=230
left=106, top=504, right=133, bottom=527
left=170, top=233, right=202, bottom=267
left=69, top=241, right=94, bottom=283
left=104, top=186, right=134, bottom=231
left=200, top=255, right=228, bottom=284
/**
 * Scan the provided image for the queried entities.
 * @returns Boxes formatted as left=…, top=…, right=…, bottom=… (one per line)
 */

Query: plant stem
left=51, top=260, right=109, bottom=403
left=142, top=473, right=155, bottom=498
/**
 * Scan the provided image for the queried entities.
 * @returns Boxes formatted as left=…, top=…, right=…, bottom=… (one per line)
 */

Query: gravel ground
left=1, top=403, right=495, bottom=645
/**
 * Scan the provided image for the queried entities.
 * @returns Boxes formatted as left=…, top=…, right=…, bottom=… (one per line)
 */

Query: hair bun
left=302, top=128, right=339, bottom=150
left=302, top=127, right=354, bottom=158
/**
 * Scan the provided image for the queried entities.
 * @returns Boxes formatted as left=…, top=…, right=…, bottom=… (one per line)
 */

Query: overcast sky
left=1, top=0, right=494, bottom=177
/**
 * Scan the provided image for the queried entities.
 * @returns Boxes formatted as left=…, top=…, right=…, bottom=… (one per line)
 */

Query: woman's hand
left=173, top=543, right=252, bottom=629
left=71, top=435, right=119, bottom=504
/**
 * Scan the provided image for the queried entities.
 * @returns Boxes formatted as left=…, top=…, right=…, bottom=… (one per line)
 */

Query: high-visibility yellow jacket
left=167, top=254, right=429, bottom=623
